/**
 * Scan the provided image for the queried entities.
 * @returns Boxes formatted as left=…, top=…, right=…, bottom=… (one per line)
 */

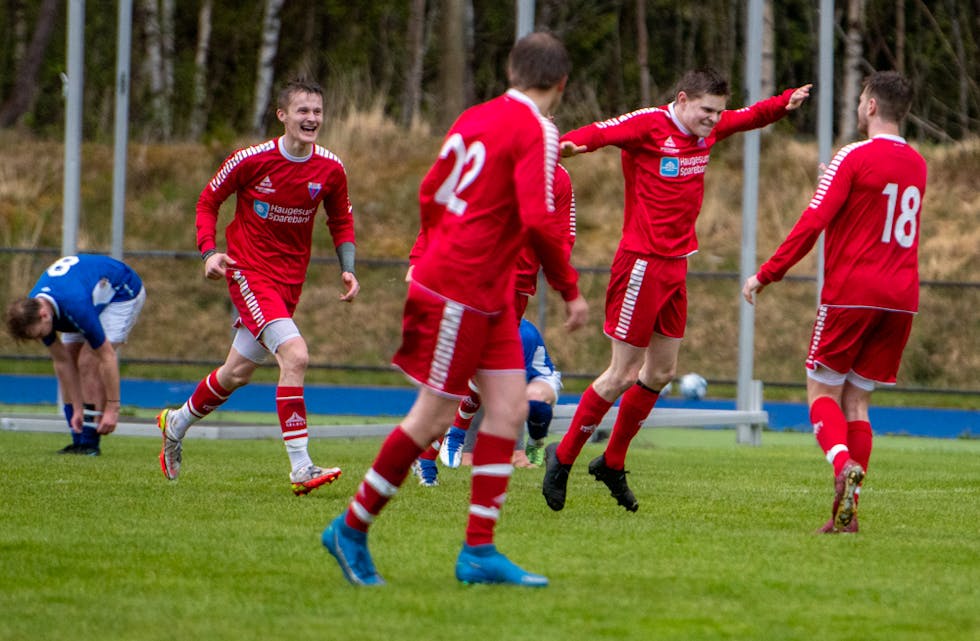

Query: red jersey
left=757, top=135, right=927, bottom=312
left=409, top=89, right=579, bottom=314
left=514, top=163, right=576, bottom=296
left=561, top=89, right=796, bottom=258
left=196, top=137, right=356, bottom=285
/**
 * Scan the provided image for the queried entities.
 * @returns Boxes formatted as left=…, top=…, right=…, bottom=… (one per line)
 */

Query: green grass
left=1, top=427, right=978, bottom=641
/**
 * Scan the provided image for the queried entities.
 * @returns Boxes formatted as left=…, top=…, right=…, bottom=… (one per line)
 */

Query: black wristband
left=201, top=249, right=217, bottom=262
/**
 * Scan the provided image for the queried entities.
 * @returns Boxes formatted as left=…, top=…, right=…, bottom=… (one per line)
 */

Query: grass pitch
left=1, top=426, right=977, bottom=641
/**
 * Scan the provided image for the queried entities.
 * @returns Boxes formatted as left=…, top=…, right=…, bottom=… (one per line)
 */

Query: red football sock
left=276, top=386, right=307, bottom=442
left=419, top=436, right=441, bottom=461
left=187, top=370, right=232, bottom=419
left=847, top=420, right=873, bottom=472
left=465, top=431, right=515, bottom=546
left=345, top=427, right=422, bottom=533
left=556, top=385, right=614, bottom=466
left=453, top=391, right=482, bottom=431
left=811, top=396, right=851, bottom=475
left=604, top=383, right=659, bottom=469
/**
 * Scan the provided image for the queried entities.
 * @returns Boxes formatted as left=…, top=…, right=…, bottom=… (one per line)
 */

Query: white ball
left=678, top=373, right=707, bottom=400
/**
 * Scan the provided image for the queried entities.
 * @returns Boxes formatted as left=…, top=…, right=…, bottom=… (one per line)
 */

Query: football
left=679, top=373, right=707, bottom=400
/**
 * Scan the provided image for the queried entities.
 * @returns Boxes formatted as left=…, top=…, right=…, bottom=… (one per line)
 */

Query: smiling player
left=543, top=68, right=811, bottom=513
left=156, top=79, right=359, bottom=495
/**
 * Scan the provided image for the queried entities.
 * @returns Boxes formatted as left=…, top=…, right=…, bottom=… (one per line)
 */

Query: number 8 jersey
left=409, top=89, right=580, bottom=315
left=757, top=134, right=928, bottom=313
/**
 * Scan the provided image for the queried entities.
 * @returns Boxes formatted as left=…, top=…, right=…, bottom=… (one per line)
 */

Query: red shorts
left=393, top=283, right=524, bottom=398
left=806, top=305, right=914, bottom=385
left=603, top=249, right=687, bottom=347
left=226, top=269, right=303, bottom=337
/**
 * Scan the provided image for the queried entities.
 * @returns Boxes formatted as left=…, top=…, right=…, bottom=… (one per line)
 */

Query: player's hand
left=559, top=141, right=587, bottom=157
left=742, top=275, right=765, bottom=305
left=70, top=406, right=83, bottom=433
left=204, top=252, right=236, bottom=280
left=339, top=272, right=360, bottom=302
left=98, top=403, right=119, bottom=435
left=563, top=294, right=589, bottom=331
left=786, top=84, right=812, bottom=111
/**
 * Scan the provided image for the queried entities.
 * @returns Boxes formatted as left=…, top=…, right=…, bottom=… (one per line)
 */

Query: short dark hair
left=277, top=79, right=324, bottom=111
left=863, top=71, right=913, bottom=123
left=674, top=68, right=730, bottom=100
left=507, top=32, right=571, bottom=91
left=5, top=297, right=41, bottom=341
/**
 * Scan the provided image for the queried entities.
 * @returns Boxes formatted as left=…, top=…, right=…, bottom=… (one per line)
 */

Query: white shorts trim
left=231, top=318, right=301, bottom=363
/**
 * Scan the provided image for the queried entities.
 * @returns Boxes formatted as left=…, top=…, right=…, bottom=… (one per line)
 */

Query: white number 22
left=433, top=133, right=486, bottom=216
left=880, top=183, right=920, bottom=249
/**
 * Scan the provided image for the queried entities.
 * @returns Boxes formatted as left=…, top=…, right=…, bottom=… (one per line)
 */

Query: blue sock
left=64, top=403, right=81, bottom=446
left=80, top=404, right=101, bottom=449
left=527, top=400, right=553, bottom=441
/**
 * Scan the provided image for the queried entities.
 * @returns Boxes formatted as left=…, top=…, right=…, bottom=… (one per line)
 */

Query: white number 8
left=433, top=133, right=486, bottom=216
left=881, top=183, right=920, bottom=249
left=46, top=256, right=80, bottom=277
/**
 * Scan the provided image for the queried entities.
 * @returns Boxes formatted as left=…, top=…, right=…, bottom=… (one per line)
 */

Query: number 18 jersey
left=757, top=135, right=927, bottom=312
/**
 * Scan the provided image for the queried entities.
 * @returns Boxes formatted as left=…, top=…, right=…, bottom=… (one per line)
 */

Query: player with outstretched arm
left=743, top=71, right=927, bottom=533
left=543, top=68, right=811, bottom=512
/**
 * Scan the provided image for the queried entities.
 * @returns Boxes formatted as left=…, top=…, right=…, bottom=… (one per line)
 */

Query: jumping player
left=5, top=254, right=146, bottom=455
left=743, top=71, right=926, bottom=533
left=543, top=68, right=811, bottom=512
left=156, top=79, right=359, bottom=495
left=321, top=32, right=588, bottom=587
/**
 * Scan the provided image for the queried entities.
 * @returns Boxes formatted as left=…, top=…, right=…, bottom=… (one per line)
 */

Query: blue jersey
left=519, top=318, right=556, bottom=382
left=30, top=255, right=143, bottom=348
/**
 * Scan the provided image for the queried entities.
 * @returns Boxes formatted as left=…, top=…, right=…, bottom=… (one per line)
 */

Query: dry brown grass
left=0, top=122, right=976, bottom=392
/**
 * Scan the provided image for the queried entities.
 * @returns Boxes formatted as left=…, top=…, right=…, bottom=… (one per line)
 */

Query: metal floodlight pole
left=62, top=0, right=85, bottom=258
left=111, top=0, right=133, bottom=260
left=817, top=0, right=835, bottom=301
left=736, top=0, right=763, bottom=445
left=516, top=0, right=535, bottom=39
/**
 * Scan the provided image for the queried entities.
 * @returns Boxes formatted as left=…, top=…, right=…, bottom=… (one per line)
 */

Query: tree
left=140, top=0, right=174, bottom=139
left=400, top=0, right=428, bottom=127
left=0, top=0, right=60, bottom=128
left=250, top=0, right=286, bottom=137
left=440, top=0, right=465, bottom=128
left=636, top=0, right=651, bottom=105
left=838, top=0, right=866, bottom=142
left=188, top=0, right=213, bottom=139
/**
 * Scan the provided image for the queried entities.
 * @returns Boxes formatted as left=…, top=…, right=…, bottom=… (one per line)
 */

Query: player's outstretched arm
left=559, top=140, right=587, bottom=157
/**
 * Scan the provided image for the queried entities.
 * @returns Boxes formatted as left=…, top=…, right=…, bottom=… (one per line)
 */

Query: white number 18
left=880, top=183, right=920, bottom=249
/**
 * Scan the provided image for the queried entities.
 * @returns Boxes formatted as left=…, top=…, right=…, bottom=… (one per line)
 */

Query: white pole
left=111, top=0, right=133, bottom=260
left=516, top=0, right=535, bottom=39
left=736, top=0, right=763, bottom=445
left=62, top=0, right=85, bottom=258
left=817, top=0, right=835, bottom=301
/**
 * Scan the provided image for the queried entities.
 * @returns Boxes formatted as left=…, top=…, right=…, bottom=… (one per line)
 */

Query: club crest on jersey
left=661, top=136, right=679, bottom=153
left=660, top=157, right=680, bottom=177
left=253, top=200, right=270, bottom=219
left=255, top=175, right=275, bottom=194
left=308, top=182, right=322, bottom=200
